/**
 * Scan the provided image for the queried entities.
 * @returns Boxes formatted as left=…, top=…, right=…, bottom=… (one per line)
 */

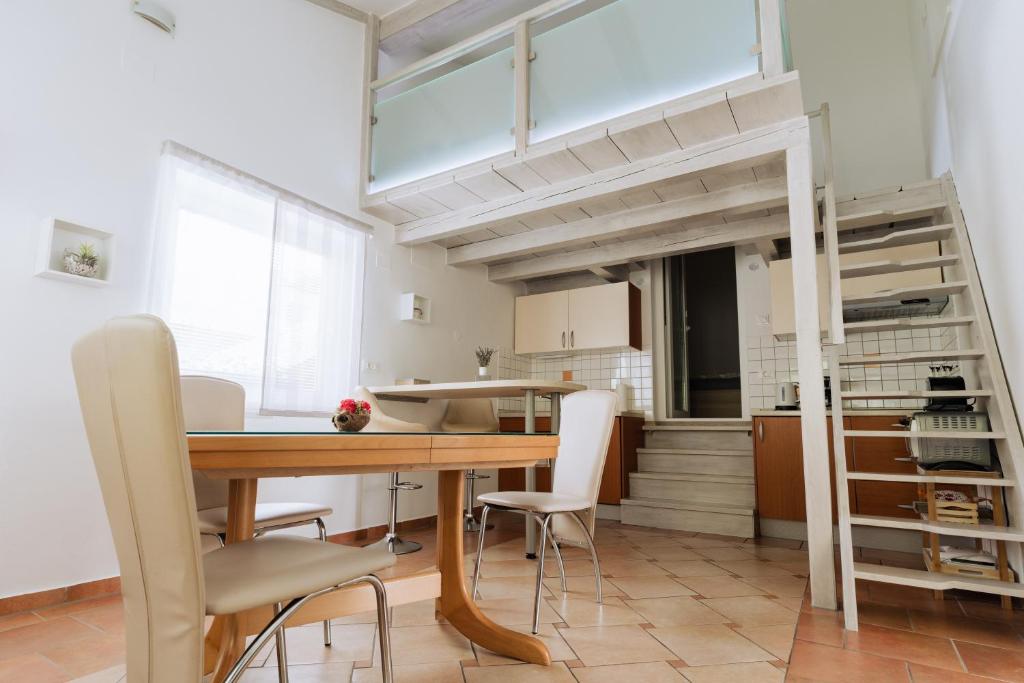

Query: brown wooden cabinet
left=496, top=415, right=644, bottom=505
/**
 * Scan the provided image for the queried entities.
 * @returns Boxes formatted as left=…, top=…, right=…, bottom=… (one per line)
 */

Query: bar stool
left=441, top=398, right=499, bottom=531
left=353, top=386, right=428, bottom=555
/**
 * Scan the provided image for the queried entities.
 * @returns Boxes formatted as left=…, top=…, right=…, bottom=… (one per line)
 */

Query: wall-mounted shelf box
left=399, top=292, right=431, bottom=324
left=35, top=218, right=114, bottom=287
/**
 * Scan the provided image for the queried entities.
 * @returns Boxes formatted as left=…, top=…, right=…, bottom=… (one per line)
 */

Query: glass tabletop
left=186, top=430, right=552, bottom=436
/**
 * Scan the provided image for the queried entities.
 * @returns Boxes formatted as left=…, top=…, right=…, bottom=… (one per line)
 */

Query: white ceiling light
left=133, top=0, right=175, bottom=35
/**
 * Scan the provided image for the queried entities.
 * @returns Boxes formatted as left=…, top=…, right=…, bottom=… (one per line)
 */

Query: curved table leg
left=436, top=469, right=551, bottom=665
left=205, top=478, right=258, bottom=682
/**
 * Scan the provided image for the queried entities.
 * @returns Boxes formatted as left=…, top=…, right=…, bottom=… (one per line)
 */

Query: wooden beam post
left=786, top=132, right=837, bottom=610
left=514, top=20, right=531, bottom=157
left=758, top=0, right=784, bottom=78
left=359, top=15, right=381, bottom=205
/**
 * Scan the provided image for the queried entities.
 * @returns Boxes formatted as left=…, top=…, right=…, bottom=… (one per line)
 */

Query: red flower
left=360, top=401, right=371, bottom=413
left=338, top=398, right=358, bottom=413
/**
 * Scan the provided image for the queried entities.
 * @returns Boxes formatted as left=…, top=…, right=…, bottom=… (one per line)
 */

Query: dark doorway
left=665, top=247, right=741, bottom=418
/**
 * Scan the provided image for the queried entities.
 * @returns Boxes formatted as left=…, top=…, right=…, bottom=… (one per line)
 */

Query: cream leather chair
left=180, top=375, right=334, bottom=655
left=72, top=315, right=395, bottom=683
left=353, top=386, right=428, bottom=555
left=472, top=390, right=616, bottom=634
left=441, top=398, right=498, bottom=531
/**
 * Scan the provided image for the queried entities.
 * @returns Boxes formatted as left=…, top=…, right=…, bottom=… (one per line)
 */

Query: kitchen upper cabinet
left=514, top=282, right=640, bottom=355
left=769, top=243, right=942, bottom=337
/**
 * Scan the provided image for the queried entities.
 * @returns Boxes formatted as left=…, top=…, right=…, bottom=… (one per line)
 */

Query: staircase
left=828, top=174, right=1024, bottom=629
left=621, top=419, right=756, bottom=537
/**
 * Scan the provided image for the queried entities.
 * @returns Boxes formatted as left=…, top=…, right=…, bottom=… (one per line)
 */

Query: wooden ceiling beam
left=380, top=0, right=461, bottom=39
left=446, top=177, right=789, bottom=266
left=589, top=265, right=631, bottom=282
left=303, top=0, right=369, bottom=23
left=488, top=213, right=790, bottom=282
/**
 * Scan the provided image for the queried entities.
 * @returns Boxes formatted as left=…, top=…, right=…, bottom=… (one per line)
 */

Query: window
left=148, top=142, right=369, bottom=415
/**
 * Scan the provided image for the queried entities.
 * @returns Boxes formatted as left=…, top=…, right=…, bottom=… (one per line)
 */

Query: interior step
left=645, top=428, right=753, bottom=451
left=844, top=316, right=974, bottom=335
left=839, top=349, right=984, bottom=366
left=643, top=420, right=752, bottom=431
left=840, top=254, right=959, bottom=279
left=853, top=562, right=1024, bottom=598
left=637, top=447, right=752, bottom=456
left=637, top=449, right=753, bottom=476
left=845, top=471, right=1014, bottom=486
left=841, top=389, right=992, bottom=400
left=850, top=514, right=1024, bottom=542
left=629, top=471, right=755, bottom=507
left=836, top=202, right=948, bottom=231
left=845, top=429, right=1004, bottom=440
left=838, top=224, right=953, bottom=254
left=841, top=281, right=967, bottom=306
left=620, top=497, right=754, bottom=538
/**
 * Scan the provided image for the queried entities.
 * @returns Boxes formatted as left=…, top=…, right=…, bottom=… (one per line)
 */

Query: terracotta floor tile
left=558, top=624, right=676, bottom=666
left=956, top=640, right=1024, bottom=681
left=348, top=661, right=462, bottom=683
left=0, top=617, right=99, bottom=660
left=648, top=625, right=775, bottom=666
left=676, top=576, right=767, bottom=598
left=463, top=661, right=576, bottom=682
left=276, top=623, right=376, bottom=664
left=589, top=546, right=652, bottom=560
left=844, top=622, right=963, bottom=672
left=744, top=537, right=803, bottom=550
left=33, top=596, right=122, bottom=621
left=742, top=547, right=809, bottom=563
left=655, top=561, right=730, bottom=577
left=389, top=599, right=446, bottom=628
left=550, top=560, right=607, bottom=578
left=570, top=661, right=686, bottom=683
left=0, top=612, right=44, bottom=634
left=473, top=559, right=541, bottom=579
left=596, top=559, right=670, bottom=578
left=472, top=623, right=576, bottom=665
left=0, top=654, right=69, bottom=683
left=383, top=624, right=473, bottom=666
left=856, top=602, right=912, bottom=631
left=606, top=577, right=696, bottom=599
left=241, top=661, right=354, bottom=682
left=910, top=610, right=1024, bottom=650
left=67, top=663, right=126, bottom=682
left=795, top=610, right=844, bottom=648
left=907, top=661, right=1005, bottom=683
left=738, top=576, right=808, bottom=598
left=710, top=561, right=795, bottom=578
left=624, top=597, right=730, bottom=628
left=542, top=577, right=621, bottom=600
left=699, top=597, right=798, bottom=627
left=692, top=547, right=757, bottom=562
left=69, top=602, right=125, bottom=636
left=678, top=661, right=785, bottom=682
left=547, top=596, right=644, bottom=628
left=770, top=596, right=803, bottom=612
left=636, top=546, right=707, bottom=562
left=476, top=597, right=560, bottom=626
left=788, top=640, right=910, bottom=682
left=734, top=624, right=796, bottom=660
left=39, top=632, right=125, bottom=678
left=477, top=576, right=554, bottom=600
left=677, top=537, right=744, bottom=549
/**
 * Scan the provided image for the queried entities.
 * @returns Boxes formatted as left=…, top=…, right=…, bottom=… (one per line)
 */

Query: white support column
left=514, top=20, right=531, bottom=157
left=786, top=133, right=837, bottom=610
left=359, top=15, right=380, bottom=204
left=758, top=0, right=784, bottom=78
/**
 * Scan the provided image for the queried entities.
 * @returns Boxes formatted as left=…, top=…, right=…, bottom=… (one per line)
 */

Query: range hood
left=843, top=295, right=949, bottom=322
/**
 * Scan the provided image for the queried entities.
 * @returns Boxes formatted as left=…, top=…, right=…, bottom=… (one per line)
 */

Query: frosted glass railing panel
left=371, top=47, right=514, bottom=192
left=530, top=0, right=759, bottom=143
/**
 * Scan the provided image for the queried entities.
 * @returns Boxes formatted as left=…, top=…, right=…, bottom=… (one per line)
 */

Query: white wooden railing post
left=359, top=14, right=380, bottom=203
left=787, top=128, right=838, bottom=610
left=759, top=0, right=784, bottom=78
left=514, top=20, right=531, bottom=157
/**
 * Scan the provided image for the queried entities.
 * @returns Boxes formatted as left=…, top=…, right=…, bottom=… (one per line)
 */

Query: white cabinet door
left=515, top=290, right=569, bottom=354
left=568, top=282, right=631, bottom=351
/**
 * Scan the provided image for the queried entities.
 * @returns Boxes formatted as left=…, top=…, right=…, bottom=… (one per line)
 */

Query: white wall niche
left=399, top=292, right=431, bottom=324
left=35, top=217, right=114, bottom=287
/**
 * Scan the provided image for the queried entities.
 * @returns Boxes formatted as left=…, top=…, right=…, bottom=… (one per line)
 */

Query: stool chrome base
left=463, top=514, right=494, bottom=533
left=367, top=533, right=422, bottom=555
left=365, top=472, right=423, bottom=556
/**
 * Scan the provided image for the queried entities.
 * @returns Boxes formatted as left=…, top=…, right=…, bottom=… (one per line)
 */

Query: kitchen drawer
left=849, top=416, right=917, bottom=519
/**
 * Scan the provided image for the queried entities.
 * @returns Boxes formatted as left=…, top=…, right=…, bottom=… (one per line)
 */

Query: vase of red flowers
left=332, top=398, right=371, bottom=432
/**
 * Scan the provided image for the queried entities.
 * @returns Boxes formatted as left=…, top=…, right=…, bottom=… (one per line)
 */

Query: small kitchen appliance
left=775, top=381, right=799, bottom=410
left=910, top=411, right=994, bottom=470
left=923, top=364, right=974, bottom=412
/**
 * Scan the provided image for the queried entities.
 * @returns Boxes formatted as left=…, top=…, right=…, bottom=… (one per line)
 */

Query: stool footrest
left=395, top=482, right=423, bottom=491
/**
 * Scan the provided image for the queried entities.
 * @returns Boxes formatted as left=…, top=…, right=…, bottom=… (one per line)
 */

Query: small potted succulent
left=475, top=346, right=495, bottom=381
left=332, top=398, right=372, bottom=432
left=63, top=242, right=100, bottom=278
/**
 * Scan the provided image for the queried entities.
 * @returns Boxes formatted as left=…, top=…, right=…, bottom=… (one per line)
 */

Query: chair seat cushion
left=204, top=536, right=395, bottom=615
left=476, top=490, right=591, bottom=513
left=197, top=502, right=333, bottom=535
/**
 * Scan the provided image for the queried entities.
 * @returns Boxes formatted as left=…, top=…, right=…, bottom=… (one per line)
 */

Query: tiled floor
left=0, top=514, right=1021, bottom=682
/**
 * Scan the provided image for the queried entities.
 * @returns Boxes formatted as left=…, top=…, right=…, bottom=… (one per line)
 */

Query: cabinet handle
left=570, top=331, right=575, bottom=348
left=757, top=421, right=765, bottom=442
left=562, top=331, right=566, bottom=348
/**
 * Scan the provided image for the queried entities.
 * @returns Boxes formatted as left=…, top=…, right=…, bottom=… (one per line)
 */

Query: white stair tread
left=849, top=514, right=1024, bottom=541
left=643, top=421, right=752, bottom=432
left=637, top=448, right=752, bottom=457
left=853, top=562, right=1024, bottom=598
left=844, top=316, right=974, bottom=334
left=620, top=497, right=754, bottom=515
left=841, top=390, right=991, bottom=400
left=835, top=203, right=948, bottom=230
left=840, top=254, right=959, bottom=279
left=840, top=349, right=984, bottom=365
left=839, top=224, right=953, bottom=253
left=841, top=281, right=967, bottom=306
left=629, top=471, right=754, bottom=484
left=845, top=430, right=1004, bottom=440
left=845, top=471, right=1014, bottom=486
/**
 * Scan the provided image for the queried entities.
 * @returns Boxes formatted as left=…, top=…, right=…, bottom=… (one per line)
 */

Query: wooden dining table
left=188, top=430, right=559, bottom=682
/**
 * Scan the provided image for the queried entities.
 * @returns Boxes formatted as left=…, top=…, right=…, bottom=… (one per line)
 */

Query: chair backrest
left=550, top=390, right=617, bottom=545
left=441, top=398, right=499, bottom=433
left=72, top=315, right=204, bottom=683
left=180, top=375, right=244, bottom=510
left=352, top=386, right=428, bottom=433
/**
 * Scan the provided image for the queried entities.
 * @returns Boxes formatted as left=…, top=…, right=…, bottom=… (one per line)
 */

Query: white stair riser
left=621, top=503, right=755, bottom=538
left=645, top=430, right=753, bottom=451
left=638, top=453, right=753, bottom=477
left=629, top=476, right=755, bottom=507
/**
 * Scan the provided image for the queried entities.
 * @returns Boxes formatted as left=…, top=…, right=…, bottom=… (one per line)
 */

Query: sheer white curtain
left=148, top=142, right=367, bottom=415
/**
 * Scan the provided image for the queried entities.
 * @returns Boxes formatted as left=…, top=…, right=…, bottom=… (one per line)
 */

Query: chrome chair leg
left=546, top=524, right=567, bottom=594
left=569, top=511, right=602, bottom=604
left=363, top=574, right=394, bottom=683
left=471, top=505, right=491, bottom=600
left=533, top=513, right=554, bottom=634
left=314, top=518, right=333, bottom=647
left=273, top=602, right=289, bottom=683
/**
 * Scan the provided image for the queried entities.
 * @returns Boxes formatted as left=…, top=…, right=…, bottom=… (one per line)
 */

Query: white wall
left=908, top=0, right=1024, bottom=431
left=0, top=0, right=515, bottom=599
left=787, top=0, right=930, bottom=196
